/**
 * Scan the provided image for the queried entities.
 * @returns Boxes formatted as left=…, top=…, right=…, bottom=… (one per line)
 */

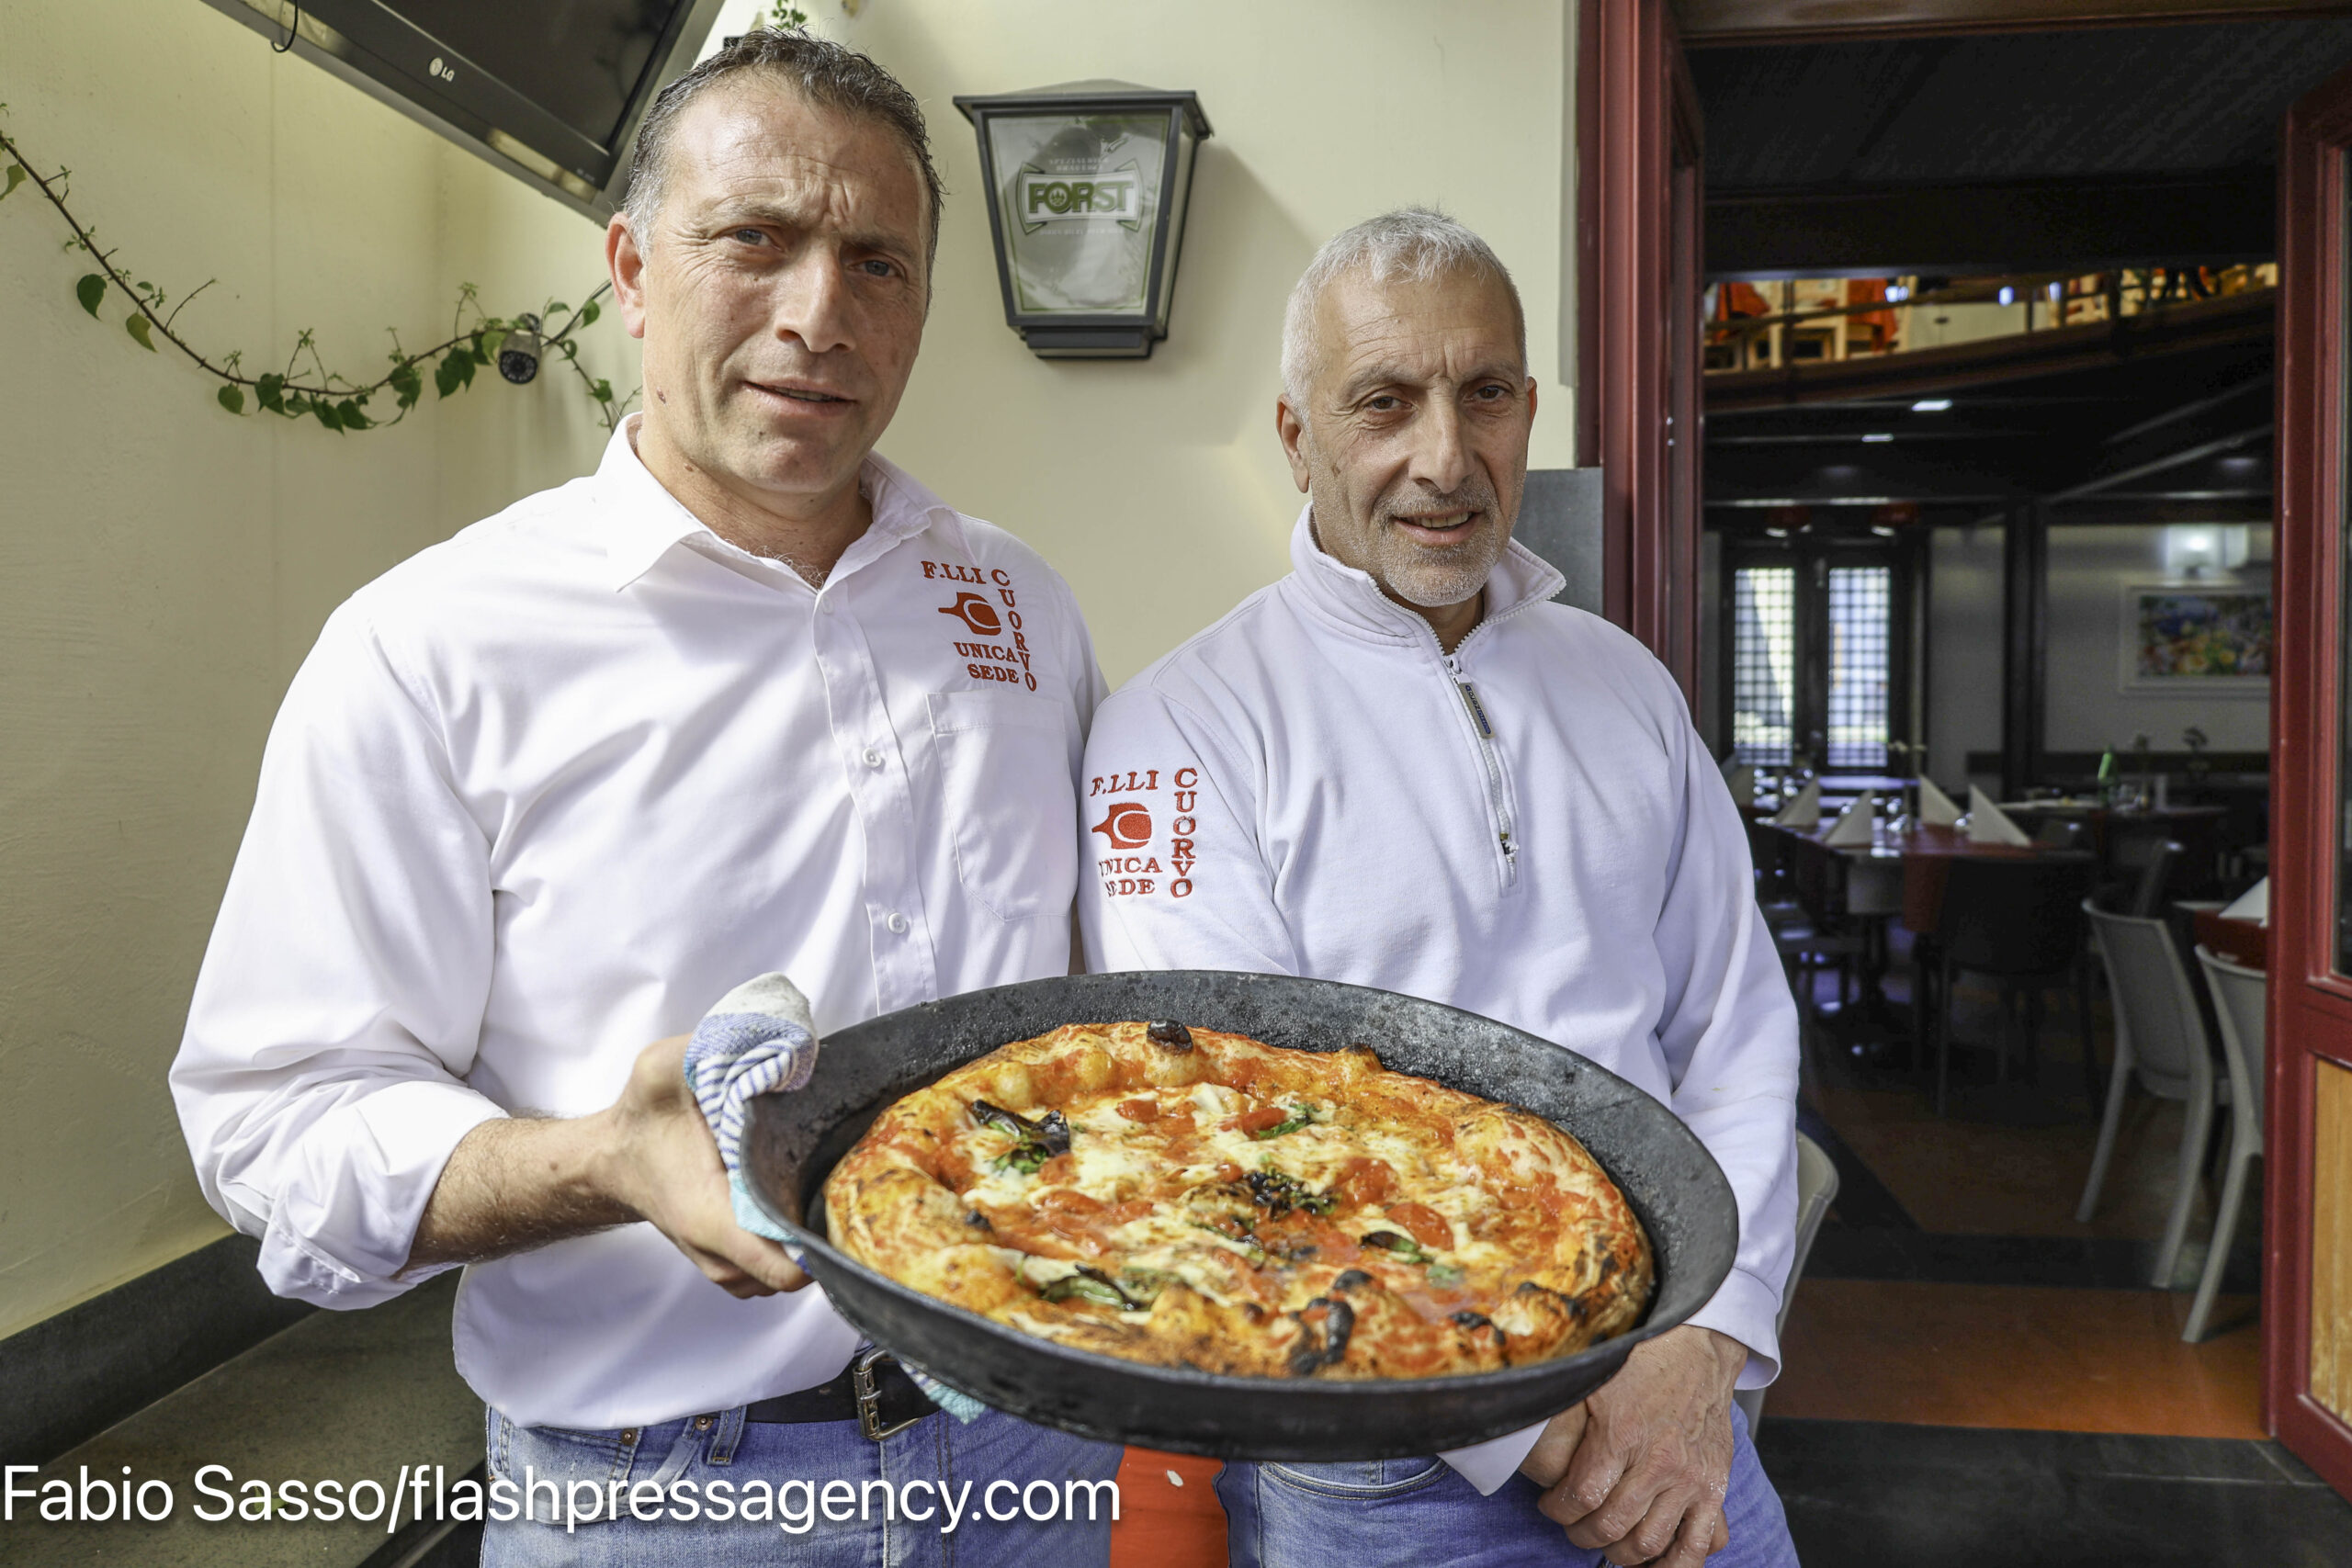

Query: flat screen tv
left=198, top=0, right=729, bottom=218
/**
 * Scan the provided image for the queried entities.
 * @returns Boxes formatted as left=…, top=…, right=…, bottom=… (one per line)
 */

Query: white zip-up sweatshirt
left=1079, top=509, right=1798, bottom=1485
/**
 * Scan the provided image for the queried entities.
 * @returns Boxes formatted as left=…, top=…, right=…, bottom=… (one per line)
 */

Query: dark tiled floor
left=1758, top=1419, right=2352, bottom=1567
left=1808, top=1224, right=2261, bottom=1293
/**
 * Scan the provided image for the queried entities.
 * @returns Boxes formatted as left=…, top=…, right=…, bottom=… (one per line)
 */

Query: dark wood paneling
left=1580, top=0, right=1706, bottom=702
left=1679, top=0, right=2352, bottom=48
left=1709, top=170, right=2276, bottom=278
left=1999, top=506, right=2047, bottom=798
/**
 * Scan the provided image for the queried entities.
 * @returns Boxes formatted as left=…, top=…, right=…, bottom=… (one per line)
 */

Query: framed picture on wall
left=2120, top=583, right=2272, bottom=693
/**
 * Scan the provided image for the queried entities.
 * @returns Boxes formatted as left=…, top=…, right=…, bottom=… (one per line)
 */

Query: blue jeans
left=480, top=1402, right=1122, bottom=1567
left=1217, top=1403, right=1798, bottom=1567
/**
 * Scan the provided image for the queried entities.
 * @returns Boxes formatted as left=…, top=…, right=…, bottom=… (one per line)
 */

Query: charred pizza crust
left=823, top=1021, right=1653, bottom=1380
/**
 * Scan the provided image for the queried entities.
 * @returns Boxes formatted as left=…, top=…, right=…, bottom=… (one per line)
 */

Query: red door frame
left=2269, top=57, right=2352, bottom=1496
left=1578, top=0, right=1706, bottom=705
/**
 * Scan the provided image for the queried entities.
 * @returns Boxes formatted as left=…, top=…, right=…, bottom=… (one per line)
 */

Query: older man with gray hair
left=1079, top=209, right=1802, bottom=1566
left=173, top=30, right=1120, bottom=1567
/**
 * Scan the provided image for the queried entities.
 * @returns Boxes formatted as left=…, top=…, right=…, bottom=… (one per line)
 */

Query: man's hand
left=586, top=1033, right=811, bottom=1297
left=405, top=1034, right=810, bottom=1297
left=1523, top=1325, right=1747, bottom=1566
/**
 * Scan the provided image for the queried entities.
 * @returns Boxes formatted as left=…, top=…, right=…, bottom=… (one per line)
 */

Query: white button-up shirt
left=172, top=417, right=1105, bottom=1429
left=1079, top=510, right=1798, bottom=1486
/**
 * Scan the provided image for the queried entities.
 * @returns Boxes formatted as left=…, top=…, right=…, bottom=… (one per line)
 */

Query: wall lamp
left=954, top=81, right=1213, bottom=359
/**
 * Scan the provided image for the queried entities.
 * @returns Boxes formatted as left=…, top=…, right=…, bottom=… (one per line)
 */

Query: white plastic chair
left=2185, top=945, right=2267, bottom=1342
left=2076, top=901, right=2224, bottom=1290
left=1734, top=1132, right=1840, bottom=1431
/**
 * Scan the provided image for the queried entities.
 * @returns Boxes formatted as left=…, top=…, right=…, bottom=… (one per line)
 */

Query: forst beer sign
left=954, top=82, right=1211, bottom=359
left=1016, top=167, right=1144, bottom=228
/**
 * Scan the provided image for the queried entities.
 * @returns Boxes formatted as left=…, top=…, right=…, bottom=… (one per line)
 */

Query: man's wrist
left=570, top=1106, right=643, bottom=1222
left=1686, top=1325, right=1750, bottom=1396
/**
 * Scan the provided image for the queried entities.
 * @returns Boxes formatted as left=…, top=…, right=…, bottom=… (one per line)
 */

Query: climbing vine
left=0, top=112, right=638, bottom=434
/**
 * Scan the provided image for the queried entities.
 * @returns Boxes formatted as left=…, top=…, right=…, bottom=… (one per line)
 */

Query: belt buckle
left=853, top=1347, right=922, bottom=1442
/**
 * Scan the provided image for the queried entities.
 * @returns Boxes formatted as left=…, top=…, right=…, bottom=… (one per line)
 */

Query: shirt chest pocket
left=926, top=689, right=1078, bottom=923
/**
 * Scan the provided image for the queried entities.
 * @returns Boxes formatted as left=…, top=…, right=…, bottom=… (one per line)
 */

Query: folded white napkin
left=1966, top=784, right=2032, bottom=846
left=1724, top=763, right=1757, bottom=802
left=2221, top=877, right=2268, bottom=924
left=1822, top=791, right=1877, bottom=846
left=1771, top=778, right=1822, bottom=828
left=1916, top=776, right=1963, bottom=828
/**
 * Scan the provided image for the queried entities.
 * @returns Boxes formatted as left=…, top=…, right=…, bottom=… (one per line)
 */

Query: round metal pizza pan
left=738, top=969, right=1739, bottom=1461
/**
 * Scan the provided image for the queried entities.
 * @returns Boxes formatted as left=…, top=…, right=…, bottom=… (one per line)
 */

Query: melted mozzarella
left=949, top=1081, right=1526, bottom=1314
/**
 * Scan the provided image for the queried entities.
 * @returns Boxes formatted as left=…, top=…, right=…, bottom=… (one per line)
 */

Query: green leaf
left=1038, top=1272, right=1137, bottom=1310
left=335, top=398, right=370, bottom=430
left=435, top=350, right=477, bottom=397
left=388, top=361, right=423, bottom=411
left=576, top=299, right=599, bottom=328
left=311, top=399, right=341, bottom=431
left=124, top=313, right=155, bottom=352
left=1250, top=1106, right=1315, bottom=1140
left=479, top=327, right=507, bottom=360
left=545, top=302, right=570, bottom=318
left=216, top=384, right=245, bottom=415
left=75, top=273, right=105, bottom=316
left=254, top=373, right=286, bottom=413
left=591, top=378, right=614, bottom=403
left=1, top=165, right=25, bottom=201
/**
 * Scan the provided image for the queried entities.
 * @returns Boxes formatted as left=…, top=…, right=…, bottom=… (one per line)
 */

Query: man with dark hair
left=173, top=30, right=1118, bottom=1565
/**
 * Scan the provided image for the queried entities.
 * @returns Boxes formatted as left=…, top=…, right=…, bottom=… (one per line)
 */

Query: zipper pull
left=1455, top=680, right=1496, bottom=741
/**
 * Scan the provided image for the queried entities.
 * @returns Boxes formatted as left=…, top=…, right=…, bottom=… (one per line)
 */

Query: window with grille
left=1826, top=564, right=1892, bottom=770
left=1731, top=566, right=1796, bottom=764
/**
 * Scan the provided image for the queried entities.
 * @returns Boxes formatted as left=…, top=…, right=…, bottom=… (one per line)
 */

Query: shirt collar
left=593, top=413, right=956, bottom=593
left=1283, top=502, right=1568, bottom=647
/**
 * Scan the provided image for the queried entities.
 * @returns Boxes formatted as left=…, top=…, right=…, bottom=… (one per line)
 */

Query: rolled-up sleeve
left=171, top=604, right=506, bottom=1309
left=1651, top=701, right=1802, bottom=1388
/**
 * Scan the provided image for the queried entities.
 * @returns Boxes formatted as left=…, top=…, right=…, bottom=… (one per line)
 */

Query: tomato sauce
left=1383, top=1201, right=1453, bottom=1251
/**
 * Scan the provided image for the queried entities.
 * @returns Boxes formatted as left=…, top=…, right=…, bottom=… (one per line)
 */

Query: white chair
left=1734, top=1132, right=1840, bottom=1430
left=2186, top=945, right=2267, bottom=1343
left=2076, top=901, right=2223, bottom=1291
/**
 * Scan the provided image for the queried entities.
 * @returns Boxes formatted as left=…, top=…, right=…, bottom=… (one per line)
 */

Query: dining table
left=1757, top=817, right=2047, bottom=1049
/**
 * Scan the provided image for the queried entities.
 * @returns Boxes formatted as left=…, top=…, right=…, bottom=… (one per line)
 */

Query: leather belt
left=743, top=1348, right=934, bottom=1440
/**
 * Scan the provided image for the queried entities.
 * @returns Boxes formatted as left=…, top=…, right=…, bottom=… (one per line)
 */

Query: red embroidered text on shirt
left=1085, top=767, right=1198, bottom=898
left=924, top=562, right=1035, bottom=691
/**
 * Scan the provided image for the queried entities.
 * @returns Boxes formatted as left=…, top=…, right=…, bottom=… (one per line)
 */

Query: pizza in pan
left=823, top=1021, right=1653, bottom=1379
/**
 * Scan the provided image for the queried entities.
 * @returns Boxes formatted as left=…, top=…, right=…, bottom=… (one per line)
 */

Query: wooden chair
left=1931, top=854, right=2098, bottom=1113
left=1779, top=835, right=1871, bottom=1030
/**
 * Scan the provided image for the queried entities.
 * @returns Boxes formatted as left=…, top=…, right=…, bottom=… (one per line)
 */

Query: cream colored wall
left=715, top=0, right=1581, bottom=684
left=0, top=0, right=638, bottom=1338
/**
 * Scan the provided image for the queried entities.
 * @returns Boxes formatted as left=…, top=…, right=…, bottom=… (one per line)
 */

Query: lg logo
left=426, top=56, right=457, bottom=84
